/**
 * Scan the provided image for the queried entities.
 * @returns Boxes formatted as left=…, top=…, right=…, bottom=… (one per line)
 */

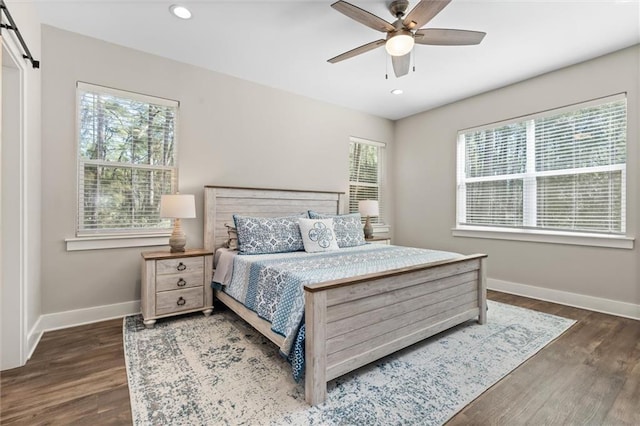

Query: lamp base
left=169, top=239, right=186, bottom=253
left=363, top=216, right=374, bottom=240
left=169, top=218, right=187, bottom=252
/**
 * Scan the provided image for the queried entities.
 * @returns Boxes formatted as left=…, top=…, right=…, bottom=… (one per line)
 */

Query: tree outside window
left=77, top=83, right=178, bottom=236
left=457, top=94, right=627, bottom=235
left=349, top=138, right=386, bottom=225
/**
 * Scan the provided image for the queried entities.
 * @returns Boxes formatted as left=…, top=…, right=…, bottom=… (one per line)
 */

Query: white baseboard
left=23, top=300, right=140, bottom=362
left=488, top=278, right=640, bottom=321
left=27, top=317, right=43, bottom=360
left=37, top=300, right=141, bottom=334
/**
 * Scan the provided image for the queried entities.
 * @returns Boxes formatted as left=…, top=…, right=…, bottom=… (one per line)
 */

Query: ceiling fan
left=328, top=0, right=486, bottom=78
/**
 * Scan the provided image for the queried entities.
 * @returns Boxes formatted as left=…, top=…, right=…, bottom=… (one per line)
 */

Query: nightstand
left=366, top=236, right=391, bottom=245
left=141, top=249, right=214, bottom=328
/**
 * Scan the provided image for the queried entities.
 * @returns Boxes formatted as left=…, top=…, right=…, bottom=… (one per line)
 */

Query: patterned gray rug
left=124, top=301, right=575, bottom=425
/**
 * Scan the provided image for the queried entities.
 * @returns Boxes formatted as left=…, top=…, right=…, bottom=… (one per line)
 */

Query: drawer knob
left=176, top=262, right=187, bottom=271
left=177, top=278, right=186, bottom=287
left=176, top=297, right=186, bottom=306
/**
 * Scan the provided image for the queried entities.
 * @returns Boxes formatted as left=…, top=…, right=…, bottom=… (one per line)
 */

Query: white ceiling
left=35, top=0, right=640, bottom=120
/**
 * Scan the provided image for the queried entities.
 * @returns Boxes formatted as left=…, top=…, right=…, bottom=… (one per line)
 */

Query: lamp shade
left=358, top=200, right=379, bottom=217
left=160, top=194, right=196, bottom=219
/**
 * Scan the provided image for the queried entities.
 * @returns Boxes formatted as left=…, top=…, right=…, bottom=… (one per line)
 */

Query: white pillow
left=298, top=218, right=340, bottom=253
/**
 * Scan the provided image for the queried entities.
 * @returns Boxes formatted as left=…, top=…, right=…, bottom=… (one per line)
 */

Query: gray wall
left=394, top=46, right=639, bottom=305
left=41, top=25, right=394, bottom=314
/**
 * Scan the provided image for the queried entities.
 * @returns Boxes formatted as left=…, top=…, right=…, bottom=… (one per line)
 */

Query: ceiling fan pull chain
left=385, top=51, right=388, bottom=79
left=413, top=50, right=416, bottom=73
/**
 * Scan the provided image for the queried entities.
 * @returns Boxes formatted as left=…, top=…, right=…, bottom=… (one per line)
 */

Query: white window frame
left=67, top=82, right=179, bottom=251
left=348, top=137, right=389, bottom=231
left=454, top=93, right=633, bottom=250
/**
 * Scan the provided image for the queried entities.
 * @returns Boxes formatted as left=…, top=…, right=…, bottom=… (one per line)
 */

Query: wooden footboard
left=304, top=254, right=487, bottom=405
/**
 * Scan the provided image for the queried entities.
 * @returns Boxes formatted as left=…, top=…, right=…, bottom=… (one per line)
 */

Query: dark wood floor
left=2, top=291, right=639, bottom=425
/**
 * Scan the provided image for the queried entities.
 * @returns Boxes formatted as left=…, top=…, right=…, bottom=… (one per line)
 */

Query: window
left=457, top=94, right=627, bottom=239
left=349, top=137, right=386, bottom=225
left=76, top=82, right=178, bottom=236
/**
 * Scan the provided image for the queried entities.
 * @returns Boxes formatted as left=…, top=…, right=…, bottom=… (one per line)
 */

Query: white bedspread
left=213, top=248, right=237, bottom=286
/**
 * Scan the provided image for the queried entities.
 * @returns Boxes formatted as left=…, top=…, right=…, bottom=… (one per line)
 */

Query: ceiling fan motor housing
left=389, top=0, right=410, bottom=18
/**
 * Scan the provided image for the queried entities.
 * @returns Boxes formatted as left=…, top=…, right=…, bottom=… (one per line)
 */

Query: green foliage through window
left=77, top=83, right=178, bottom=235
left=349, top=139, right=385, bottom=225
left=457, top=94, right=627, bottom=234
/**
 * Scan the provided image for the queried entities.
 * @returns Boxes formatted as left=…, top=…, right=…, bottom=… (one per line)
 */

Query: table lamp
left=160, top=194, right=196, bottom=252
left=358, top=200, right=379, bottom=240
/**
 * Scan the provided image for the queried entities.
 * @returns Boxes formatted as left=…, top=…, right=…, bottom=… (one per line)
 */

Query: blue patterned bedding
left=214, top=244, right=461, bottom=381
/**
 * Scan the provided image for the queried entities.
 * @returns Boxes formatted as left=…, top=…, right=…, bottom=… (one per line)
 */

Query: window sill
left=66, top=234, right=170, bottom=251
left=451, top=226, right=634, bottom=250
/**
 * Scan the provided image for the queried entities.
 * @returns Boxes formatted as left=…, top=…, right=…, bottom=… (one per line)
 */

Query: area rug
left=124, top=301, right=575, bottom=425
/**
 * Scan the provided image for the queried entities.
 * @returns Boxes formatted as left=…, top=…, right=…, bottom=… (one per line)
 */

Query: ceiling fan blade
left=392, top=53, right=411, bottom=77
left=327, top=39, right=386, bottom=63
left=331, top=1, right=395, bottom=33
left=403, top=0, right=451, bottom=30
left=414, top=28, right=486, bottom=45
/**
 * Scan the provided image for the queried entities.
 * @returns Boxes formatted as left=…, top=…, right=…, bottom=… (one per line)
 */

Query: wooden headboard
left=203, top=186, right=345, bottom=252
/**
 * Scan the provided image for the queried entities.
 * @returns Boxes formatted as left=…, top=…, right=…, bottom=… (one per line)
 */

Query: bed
left=203, top=185, right=487, bottom=405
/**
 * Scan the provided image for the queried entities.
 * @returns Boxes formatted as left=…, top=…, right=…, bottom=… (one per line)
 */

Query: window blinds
left=458, top=94, right=626, bottom=234
left=349, top=138, right=386, bottom=225
left=76, top=82, right=178, bottom=235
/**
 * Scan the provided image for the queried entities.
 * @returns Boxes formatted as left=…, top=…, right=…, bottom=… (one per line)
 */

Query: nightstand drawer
left=156, top=256, right=203, bottom=275
left=156, top=287, right=204, bottom=315
left=156, top=271, right=204, bottom=292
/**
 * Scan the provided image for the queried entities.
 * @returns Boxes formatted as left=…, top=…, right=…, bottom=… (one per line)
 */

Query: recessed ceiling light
left=169, top=4, right=192, bottom=20
left=391, top=89, right=403, bottom=95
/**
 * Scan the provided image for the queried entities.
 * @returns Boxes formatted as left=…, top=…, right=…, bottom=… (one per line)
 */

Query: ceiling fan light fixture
left=385, top=31, right=414, bottom=56
left=391, top=89, right=404, bottom=95
left=169, top=4, right=192, bottom=20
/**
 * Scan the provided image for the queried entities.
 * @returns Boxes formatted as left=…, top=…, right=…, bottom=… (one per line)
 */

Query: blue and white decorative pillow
left=233, top=214, right=305, bottom=255
left=298, top=218, right=339, bottom=253
left=308, top=211, right=366, bottom=248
